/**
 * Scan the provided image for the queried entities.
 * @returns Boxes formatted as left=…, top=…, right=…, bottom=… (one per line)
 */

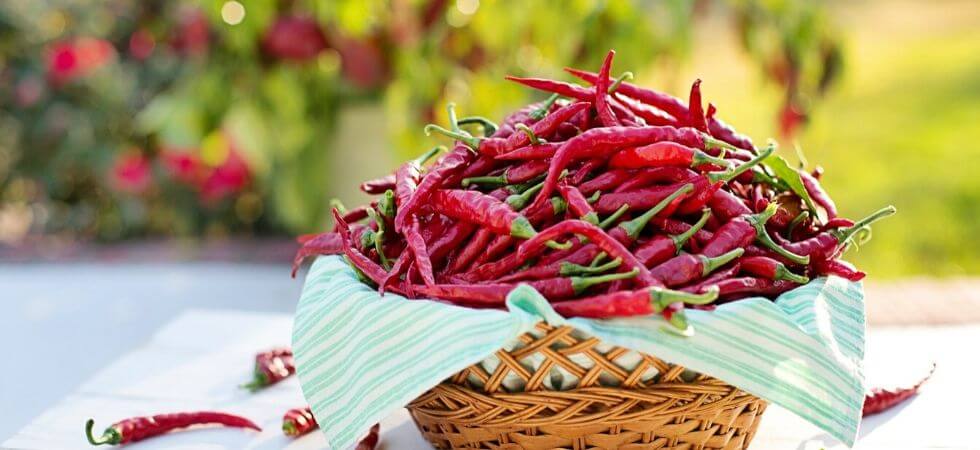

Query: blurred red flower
left=261, top=16, right=329, bottom=62
left=128, top=29, right=156, bottom=60
left=171, top=7, right=210, bottom=56
left=199, top=150, right=251, bottom=203
left=111, top=152, right=152, bottom=194
left=160, top=148, right=205, bottom=185
left=46, top=37, right=116, bottom=85
left=334, top=33, right=389, bottom=89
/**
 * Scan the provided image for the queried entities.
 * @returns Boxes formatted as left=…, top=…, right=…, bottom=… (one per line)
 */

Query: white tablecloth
left=3, top=309, right=974, bottom=449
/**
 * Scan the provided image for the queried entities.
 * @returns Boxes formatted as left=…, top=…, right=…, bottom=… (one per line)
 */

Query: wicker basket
left=407, top=323, right=767, bottom=449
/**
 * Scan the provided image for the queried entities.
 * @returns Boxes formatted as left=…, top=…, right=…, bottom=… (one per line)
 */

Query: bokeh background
left=0, top=0, right=977, bottom=277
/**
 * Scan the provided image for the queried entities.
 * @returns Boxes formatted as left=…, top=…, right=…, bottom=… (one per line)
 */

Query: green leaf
left=762, top=152, right=820, bottom=219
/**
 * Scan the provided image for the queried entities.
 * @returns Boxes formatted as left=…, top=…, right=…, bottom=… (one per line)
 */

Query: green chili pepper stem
left=414, top=145, right=446, bottom=166
left=776, top=266, right=810, bottom=284
left=510, top=217, right=537, bottom=239
left=752, top=169, right=787, bottom=190
left=666, top=309, right=692, bottom=333
left=831, top=206, right=897, bottom=245
left=699, top=248, right=744, bottom=276
left=599, top=203, right=630, bottom=229
left=240, top=371, right=269, bottom=392
left=379, top=190, right=396, bottom=219
left=672, top=208, right=711, bottom=252
left=619, top=183, right=694, bottom=240
left=424, top=124, right=481, bottom=150
left=581, top=212, right=600, bottom=226
left=462, top=175, right=507, bottom=187
left=329, top=199, right=348, bottom=215
left=589, top=252, right=608, bottom=267
left=282, top=421, right=299, bottom=436
left=748, top=203, right=810, bottom=265
left=692, top=150, right=734, bottom=168
left=786, top=211, right=810, bottom=237
left=708, top=143, right=775, bottom=184
left=515, top=123, right=543, bottom=146
left=545, top=240, right=574, bottom=250
left=529, top=93, right=561, bottom=121
left=85, top=420, right=120, bottom=446
left=365, top=209, right=391, bottom=268
left=360, top=229, right=376, bottom=250
left=571, top=268, right=640, bottom=294
left=560, top=257, right=622, bottom=276
left=550, top=197, right=567, bottom=215
left=702, top=133, right=747, bottom=153
left=587, top=190, right=601, bottom=203
left=507, top=180, right=545, bottom=210
left=649, top=286, right=719, bottom=311
left=607, top=71, right=634, bottom=93
left=456, top=117, right=498, bottom=137
left=446, top=102, right=462, bottom=133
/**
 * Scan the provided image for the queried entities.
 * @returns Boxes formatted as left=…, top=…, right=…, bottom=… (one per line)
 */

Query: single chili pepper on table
left=863, top=364, right=935, bottom=417
left=242, top=347, right=295, bottom=391
left=635, top=208, right=711, bottom=267
left=739, top=256, right=810, bottom=284
left=282, top=406, right=317, bottom=437
left=649, top=248, right=744, bottom=287
left=609, top=141, right=731, bottom=170
left=359, top=174, right=396, bottom=194
left=85, top=412, right=261, bottom=446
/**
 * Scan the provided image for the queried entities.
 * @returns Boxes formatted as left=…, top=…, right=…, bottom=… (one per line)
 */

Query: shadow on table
left=796, top=395, right=922, bottom=449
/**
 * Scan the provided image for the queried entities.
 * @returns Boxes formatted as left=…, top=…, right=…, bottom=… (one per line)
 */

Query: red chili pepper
left=568, top=158, right=605, bottom=185
left=650, top=248, right=744, bottom=287
left=612, top=167, right=697, bottom=193
left=739, top=256, right=810, bottom=284
left=814, top=257, right=866, bottom=282
left=712, top=276, right=798, bottom=299
left=531, top=125, right=736, bottom=212
left=446, top=227, right=497, bottom=274
left=863, top=364, right=935, bottom=417
left=614, top=93, right=681, bottom=127
left=429, top=189, right=536, bottom=238
left=332, top=205, right=371, bottom=232
left=606, top=183, right=695, bottom=244
left=674, top=144, right=775, bottom=216
left=360, top=174, right=395, bottom=194
left=504, top=76, right=640, bottom=123
left=356, top=424, right=381, bottom=450
left=395, top=143, right=477, bottom=233
left=292, top=232, right=342, bottom=277
left=799, top=168, right=839, bottom=219
left=559, top=184, right=599, bottom=224
left=334, top=209, right=389, bottom=286
left=242, top=347, right=295, bottom=391
left=592, top=181, right=689, bottom=214
left=635, top=208, right=711, bottom=267
left=595, top=50, right=621, bottom=127
left=709, top=188, right=752, bottom=222
left=687, top=79, right=708, bottom=131
left=452, top=153, right=500, bottom=184
left=609, top=141, right=731, bottom=170
left=85, top=412, right=261, bottom=446
left=496, top=252, right=621, bottom=283
left=427, top=222, right=477, bottom=267
left=494, top=142, right=561, bottom=161
left=701, top=203, right=810, bottom=265
left=681, top=262, right=742, bottom=294
left=552, top=285, right=718, bottom=323
left=822, top=217, right=856, bottom=230
left=577, top=169, right=635, bottom=195
left=282, top=406, right=317, bottom=437
left=652, top=217, right=715, bottom=245
left=782, top=206, right=896, bottom=261
left=426, top=102, right=590, bottom=156
left=405, top=217, right=436, bottom=286
left=463, top=159, right=549, bottom=186
left=565, top=68, right=755, bottom=151
left=418, top=269, right=638, bottom=305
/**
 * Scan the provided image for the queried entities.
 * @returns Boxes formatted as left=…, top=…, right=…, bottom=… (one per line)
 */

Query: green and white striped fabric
left=293, top=255, right=866, bottom=449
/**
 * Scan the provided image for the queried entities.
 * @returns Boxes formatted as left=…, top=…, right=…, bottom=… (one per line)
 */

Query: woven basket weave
left=407, top=323, right=767, bottom=449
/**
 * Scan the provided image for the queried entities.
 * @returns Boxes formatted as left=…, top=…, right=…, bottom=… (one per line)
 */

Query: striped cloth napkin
left=293, top=255, right=866, bottom=449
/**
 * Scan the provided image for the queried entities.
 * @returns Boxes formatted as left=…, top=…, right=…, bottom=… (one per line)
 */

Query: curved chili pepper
left=331, top=205, right=371, bottom=232
left=552, top=285, right=718, bottom=323
left=292, top=232, right=342, bottom=277
left=701, top=203, right=810, bottom=265
left=577, top=169, right=635, bottom=195
left=863, top=364, right=935, bottom=417
left=612, top=167, right=697, bottom=193
left=429, top=189, right=536, bottom=238
left=334, top=209, right=389, bottom=286
left=242, top=348, right=295, bottom=391
left=814, top=257, right=866, bottom=282
left=614, top=93, right=681, bottom=127
left=782, top=206, right=896, bottom=261
left=495, top=142, right=561, bottom=161
left=504, top=76, right=640, bottom=123
left=607, top=183, right=694, bottom=243
left=593, top=181, right=690, bottom=214
left=649, top=248, right=744, bottom=287
left=360, top=174, right=396, bottom=195
left=462, top=159, right=549, bottom=186
left=609, top=141, right=731, bottom=169
left=687, top=79, right=708, bottom=132
left=595, top=50, right=621, bottom=127
left=681, top=262, right=742, bottom=294
left=85, top=412, right=260, bottom=446
left=708, top=189, right=752, bottom=222
left=395, top=143, right=477, bottom=233
left=427, top=222, right=477, bottom=267
left=404, top=217, right=436, bottom=286
left=712, top=276, right=798, bottom=299
left=635, top=208, right=711, bottom=267
left=799, top=168, right=838, bottom=219
left=565, top=68, right=755, bottom=151
left=532, top=125, right=736, bottom=212
left=739, top=256, right=809, bottom=284
left=675, top=143, right=775, bottom=216
left=283, top=406, right=317, bottom=437
left=418, top=269, right=639, bottom=305
left=559, top=184, right=599, bottom=224
left=568, top=158, right=605, bottom=185
left=822, top=217, right=856, bottom=230
left=496, top=255, right=622, bottom=283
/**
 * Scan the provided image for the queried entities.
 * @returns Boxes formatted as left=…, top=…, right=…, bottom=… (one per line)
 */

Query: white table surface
left=3, top=309, right=976, bottom=450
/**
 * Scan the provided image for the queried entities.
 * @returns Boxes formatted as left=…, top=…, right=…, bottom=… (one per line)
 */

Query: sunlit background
left=0, top=0, right=977, bottom=277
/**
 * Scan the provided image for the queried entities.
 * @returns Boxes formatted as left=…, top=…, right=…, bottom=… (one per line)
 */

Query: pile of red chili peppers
left=295, top=49, right=895, bottom=332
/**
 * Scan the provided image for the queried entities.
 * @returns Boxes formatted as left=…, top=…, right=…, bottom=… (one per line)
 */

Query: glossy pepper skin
left=649, top=248, right=744, bottom=287
left=282, top=406, right=317, bottom=437
left=428, top=189, right=536, bottom=239
left=863, top=364, right=935, bottom=417
left=85, top=412, right=260, bottom=446
left=242, top=348, right=295, bottom=391
left=395, top=144, right=477, bottom=233
left=610, top=141, right=730, bottom=170
left=552, top=286, right=718, bottom=325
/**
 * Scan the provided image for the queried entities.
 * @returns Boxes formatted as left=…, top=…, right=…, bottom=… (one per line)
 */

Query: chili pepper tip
left=85, top=419, right=120, bottom=446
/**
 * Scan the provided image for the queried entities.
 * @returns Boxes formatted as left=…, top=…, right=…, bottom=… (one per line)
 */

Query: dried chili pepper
left=610, top=141, right=731, bottom=170
left=649, top=248, right=744, bottom=287
left=429, top=189, right=537, bottom=238
left=800, top=168, right=838, bottom=219
left=85, top=412, right=260, bottom=446
left=292, top=232, right=342, bottom=277
left=739, top=256, right=809, bottom=284
left=595, top=50, right=621, bottom=127
left=360, top=174, right=395, bottom=194
left=635, top=208, right=711, bottom=267
left=242, top=347, right=295, bottom=391
left=701, top=203, right=810, bottom=265
left=559, top=184, right=599, bottom=225
left=687, top=79, right=708, bottom=131
left=863, top=364, right=935, bottom=417
left=782, top=206, right=896, bottom=261
left=462, top=159, right=549, bottom=186
left=395, top=143, right=477, bottom=233
left=282, top=406, right=317, bottom=437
